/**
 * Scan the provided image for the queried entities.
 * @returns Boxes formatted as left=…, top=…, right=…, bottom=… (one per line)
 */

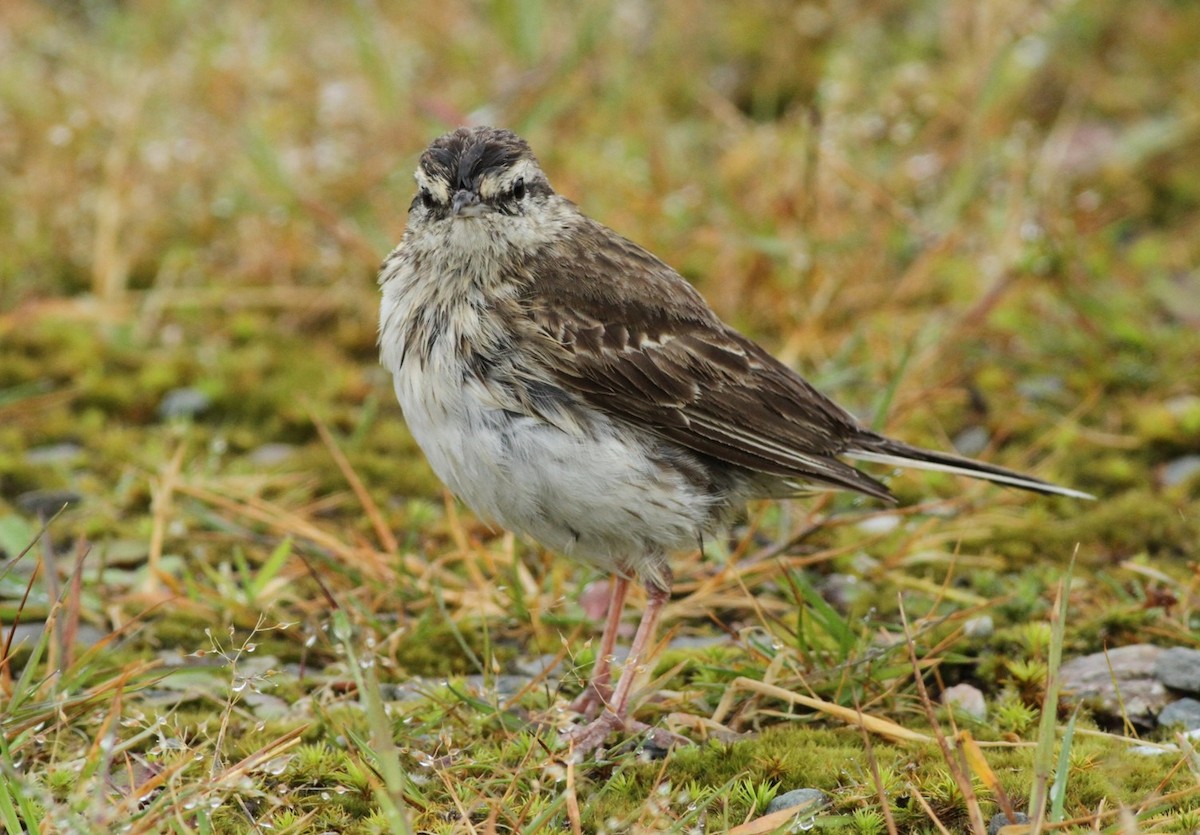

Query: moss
left=989, top=491, right=1197, bottom=563
left=1129, top=394, right=1200, bottom=446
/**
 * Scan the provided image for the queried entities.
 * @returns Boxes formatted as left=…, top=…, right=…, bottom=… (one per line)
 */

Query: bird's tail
left=844, top=436, right=1094, bottom=500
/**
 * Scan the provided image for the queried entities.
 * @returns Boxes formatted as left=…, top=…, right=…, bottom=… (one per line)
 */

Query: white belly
left=388, top=342, right=714, bottom=582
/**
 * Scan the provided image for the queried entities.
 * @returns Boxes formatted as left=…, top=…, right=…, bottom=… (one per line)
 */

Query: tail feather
left=845, top=437, right=1094, bottom=501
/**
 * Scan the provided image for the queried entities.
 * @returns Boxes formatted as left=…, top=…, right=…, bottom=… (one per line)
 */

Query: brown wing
left=514, top=215, right=893, bottom=500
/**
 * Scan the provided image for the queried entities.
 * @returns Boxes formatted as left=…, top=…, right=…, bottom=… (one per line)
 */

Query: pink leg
left=605, top=581, right=667, bottom=719
left=570, top=574, right=630, bottom=716
left=566, top=576, right=674, bottom=754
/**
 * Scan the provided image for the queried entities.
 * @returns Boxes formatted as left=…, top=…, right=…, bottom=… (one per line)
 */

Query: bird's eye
left=512, top=177, right=526, bottom=200
left=419, top=188, right=435, bottom=209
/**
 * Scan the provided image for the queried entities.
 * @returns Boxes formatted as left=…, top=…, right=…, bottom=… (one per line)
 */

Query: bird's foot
left=636, top=722, right=690, bottom=752
left=563, top=710, right=689, bottom=758
left=564, top=709, right=626, bottom=755
left=567, top=681, right=613, bottom=718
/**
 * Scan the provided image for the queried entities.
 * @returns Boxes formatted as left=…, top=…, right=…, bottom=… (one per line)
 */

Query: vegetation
left=2, top=0, right=1198, bottom=831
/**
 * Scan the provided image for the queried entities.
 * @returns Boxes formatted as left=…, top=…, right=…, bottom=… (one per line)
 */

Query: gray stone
left=764, top=787, right=828, bottom=815
left=848, top=552, right=881, bottom=574
left=248, top=443, right=298, bottom=466
left=1161, top=455, right=1200, bottom=488
left=158, top=387, right=211, bottom=419
left=963, top=615, right=994, bottom=639
left=25, top=443, right=84, bottom=465
left=668, top=633, right=730, bottom=651
left=3, top=622, right=108, bottom=650
left=1060, top=644, right=1169, bottom=725
left=1155, top=647, right=1200, bottom=693
left=379, top=679, right=431, bottom=703
left=460, top=674, right=531, bottom=701
left=1129, top=744, right=1174, bottom=756
left=855, top=515, right=900, bottom=535
left=989, top=812, right=1030, bottom=834
left=16, top=489, right=82, bottom=517
left=1158, top=698, right=1200, bottom=731
left=953, top=426, right=990, bottom=456
left=819, top=573, right=866, bottom=611
left=242, top=691, right=291, bottom=719
left=1016, top=375, right=1065, bottom=401
left=942, top=683, right=987, bottom=721
left=512, top=652, right=564, bottom=678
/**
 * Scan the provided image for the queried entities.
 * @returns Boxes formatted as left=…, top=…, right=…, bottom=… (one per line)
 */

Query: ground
left=1, top=1, right=1199, bottom=832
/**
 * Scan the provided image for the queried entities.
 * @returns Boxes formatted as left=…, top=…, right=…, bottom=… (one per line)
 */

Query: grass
left=2, top=0, right=1200, bottom=831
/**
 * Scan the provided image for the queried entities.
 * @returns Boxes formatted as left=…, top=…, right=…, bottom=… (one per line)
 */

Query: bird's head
left=410, top=127, right=556, bottom=224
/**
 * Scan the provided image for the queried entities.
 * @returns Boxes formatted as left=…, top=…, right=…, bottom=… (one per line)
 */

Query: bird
left=377, top=126, right=1091, bottom=754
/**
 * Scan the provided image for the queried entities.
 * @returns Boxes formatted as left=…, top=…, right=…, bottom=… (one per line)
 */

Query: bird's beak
left=451, top=188, right=486, bottom=217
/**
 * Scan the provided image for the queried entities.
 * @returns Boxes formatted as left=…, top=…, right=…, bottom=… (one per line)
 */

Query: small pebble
left=963, top=615, right=994, bottom=639
left=460, top=674, right=530, bottom=701
left=1155, top=647, right=1200, bottom=693
left=379, top=680, right=431, bottom=702
left=989, top=812, right=1030, bottom=834
left=765, top=787, right=828, bottom=815
left=819, top=573, right=864, bottom=611
left=16, top=489, right=82, bottom=517
left=158, top=387, right=212, bottom=419
left=1130, top=744, right=1173, bottom=757
left=1158, top=698, right=1200, bottom=731
left=24, top=442, right=84, bottom=465
left=848, top=552, right=881, bottom=574
left=248, top=443, right=298, bottom=466
left=942, top=683, right=987, bottom=721
left=242, top=691, right=291, bottom=720
left=512, top=653, right=563, bottom=678
left=856, top=514, right=900, bottom=535
left=5, top=622, right=107, bottom=649
left=953, top=426, right=990, bottom=457
left=634, top=739, right=672, bottom=760
left=1015, top=375, right=1065, bottom=402
left=1161, top=455, right=1200, bottom=488
left=668, top=633, right=729, bottom=651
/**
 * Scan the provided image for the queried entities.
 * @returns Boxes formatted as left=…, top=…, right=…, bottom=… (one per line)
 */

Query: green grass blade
left=332, top=610, right=413, bottom=835
left=0, top=732, right=37, bottom=835
left=870, top=336, right=915, bottom=432
left=1028, top=554, right=1074, bottom=828
left=432, top=585, right=484, bottom=674
left=519, top=791, right=568, bottom=834
left=1049, top=707, right=1080, bottom=822
left=788, top=570, right=856, bottom=656
left=247, top=537, right=293, bottom=602
left=6, top=617, right=53, bottom=716
left=0, top=778, right=26, bottom=835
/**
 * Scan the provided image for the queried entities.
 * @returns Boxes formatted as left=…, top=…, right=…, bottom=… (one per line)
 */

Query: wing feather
left=512, top=216, right=893, bottom=500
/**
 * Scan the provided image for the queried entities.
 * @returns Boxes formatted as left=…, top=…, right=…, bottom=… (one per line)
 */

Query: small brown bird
left=378, top=126, right=1090, bottom=753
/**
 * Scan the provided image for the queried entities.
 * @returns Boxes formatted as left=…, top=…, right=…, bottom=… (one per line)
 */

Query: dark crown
left=420, top=127, right=535, bottom=193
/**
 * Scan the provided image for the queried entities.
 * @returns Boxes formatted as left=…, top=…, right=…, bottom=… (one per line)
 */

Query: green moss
left=1135, top=396, right=1200, bottom=448
left=388, top=616, right=509, bottom=677
left=990, top=491, right=1197, bottom=563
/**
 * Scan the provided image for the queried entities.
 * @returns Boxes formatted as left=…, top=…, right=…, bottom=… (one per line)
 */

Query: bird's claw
left=563, top=710, right=689, bottom=757
left=564, top=709, right=626, bottom=755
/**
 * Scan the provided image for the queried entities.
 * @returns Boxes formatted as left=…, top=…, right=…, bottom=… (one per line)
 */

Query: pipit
left=378, top=126, right=1090, bottom=754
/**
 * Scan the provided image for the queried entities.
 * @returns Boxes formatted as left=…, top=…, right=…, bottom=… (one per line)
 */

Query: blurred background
left=2, top=0, right=1199, bottom=830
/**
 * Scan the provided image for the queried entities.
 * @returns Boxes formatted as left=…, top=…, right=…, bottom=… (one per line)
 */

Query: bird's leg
left=569, top=574, right=630, bottom=717
left=605, top=578, right=668, bottom=719
left=566, top=574, right=671, bottom=754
